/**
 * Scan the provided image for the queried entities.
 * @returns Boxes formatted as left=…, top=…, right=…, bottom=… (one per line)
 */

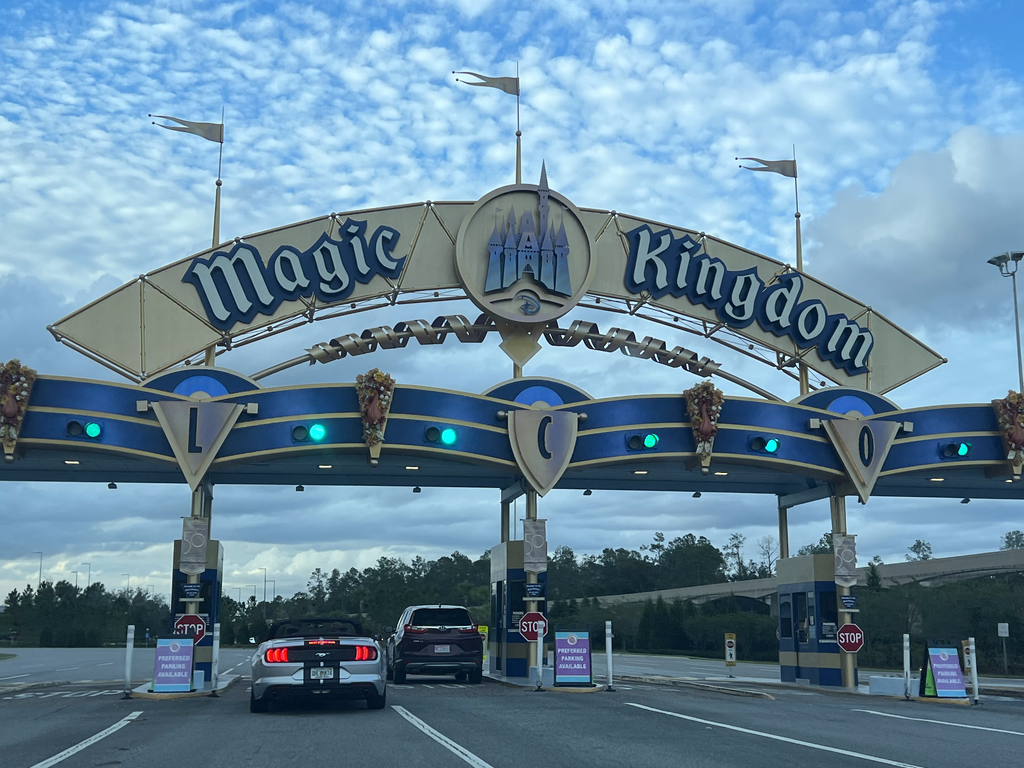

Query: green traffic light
left=765, top=438, right=779, bottom=453
left=308, top=423, right=326, bottom=441
left=957, top=442, right=970, bottom=457
left=440, top=428, right=457, bottom=446
left=643, top=433, right=659, bottom=449
left=84, top=422, right=102, bottom=438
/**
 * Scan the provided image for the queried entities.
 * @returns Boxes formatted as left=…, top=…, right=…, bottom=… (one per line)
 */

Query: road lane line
left=55, top=667, right=79, bottom=672
left=853, top=709, right=1024, bottom=736
left=28, top=711, right=142, bottom=768
left=0, top=673, right=30, bottom=680
left=627, top=703, right=924, bottom=768
left=392, top=706, right=494, bottom=768
left=95, top=662, right=113, bottom=667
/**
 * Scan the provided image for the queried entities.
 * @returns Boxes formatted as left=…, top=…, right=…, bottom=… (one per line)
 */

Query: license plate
left=434, top=645, right=450, bottom=653
left=310, top=667, right=334, bottom=679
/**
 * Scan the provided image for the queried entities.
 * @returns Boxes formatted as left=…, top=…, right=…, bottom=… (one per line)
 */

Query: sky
left=2, top=0, right=1024, bottom=606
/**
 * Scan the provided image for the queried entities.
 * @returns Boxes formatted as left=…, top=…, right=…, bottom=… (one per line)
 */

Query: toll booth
left=171, top=539, right=223, bottom=688
left=777, top=554, right=854, bottom=687
left=489, top=540, right=546, bottom=678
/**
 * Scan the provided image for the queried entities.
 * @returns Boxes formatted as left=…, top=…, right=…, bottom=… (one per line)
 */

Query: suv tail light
left=265, top=647, right=290, bottom=663
left=354, top=645, right=378, bottom=661
left=404, top=623, right=428, bottom=634
left=457, top=624, right=479, bottom=634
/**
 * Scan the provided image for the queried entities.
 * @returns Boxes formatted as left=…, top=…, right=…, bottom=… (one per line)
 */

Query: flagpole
left=206, top=107, right=225, bottom=368
left=515, top=61, right=522, bottom=184
left=793, top=145, right=808, bottom=395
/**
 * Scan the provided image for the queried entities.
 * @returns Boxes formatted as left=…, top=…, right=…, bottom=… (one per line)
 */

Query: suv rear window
left=267, top=618, right=364, bottom=639
left=410, top=608, right=474, bottom=627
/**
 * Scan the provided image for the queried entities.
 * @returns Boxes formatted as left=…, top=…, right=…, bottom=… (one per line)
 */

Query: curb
left=541, top=684, right=606, bottom=693
left=0, top=680, right=71, bottom=695
left=131, top=675, right=241, bottom=700
left=617, top=675, right=774, bottom=700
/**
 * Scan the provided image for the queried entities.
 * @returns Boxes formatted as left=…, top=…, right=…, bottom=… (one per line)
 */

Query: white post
left=902, top=633, right=911, bottom=700
left=123, top=624, right=135, bottom=699
left=211, top=622, right=221, bottom=695
left=535, top=623, right=544, bottom=689
left=969, top=637, right=980, bottom=704
left=605, top=620, right=614, bottom=691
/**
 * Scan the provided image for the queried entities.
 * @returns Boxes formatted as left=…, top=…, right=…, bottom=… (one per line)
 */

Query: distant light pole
left=33, top=551, right=42, bottom=589
left=267, top=580, right=276, bottom=601
left=81, top=563, right=91, bottom=588
left=260, top=567, right=267, bottom=604
left=246, top=584, right=257, bottom=602
left=122, top=573, right=131, bottom=592
left=988, top=251, right=1024, bottom=392
left=234, top=587, right=241, bottom=602
left=71, top=570, right=78, bottom=589
left=146, top=585, right=155, bottom=597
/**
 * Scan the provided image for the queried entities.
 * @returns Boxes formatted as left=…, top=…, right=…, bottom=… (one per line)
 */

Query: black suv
left=386, top=605, right=483, bottom=684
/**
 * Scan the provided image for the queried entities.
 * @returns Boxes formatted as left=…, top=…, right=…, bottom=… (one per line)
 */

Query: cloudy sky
left=3, top=0, right=1023, bottom=605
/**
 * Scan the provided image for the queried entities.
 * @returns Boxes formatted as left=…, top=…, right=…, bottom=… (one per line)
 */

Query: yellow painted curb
left=911, top=696, right=973, bottom=706
left=132, top=675, right=241, bottom=700
left=541, top=685, right=606, bottom=693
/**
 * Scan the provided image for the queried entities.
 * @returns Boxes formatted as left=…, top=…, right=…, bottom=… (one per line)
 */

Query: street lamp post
left=71, top=571, right=78, bottom=589
left=122, top=573, right=131, bottom=592
left=267, top=580, right=276, bottom=601
left=234, top=587, right=241, bottom=603
left=33, top=552, right=42, bottom=590
left=260, top=567, right=267, bottom=604
left=247, top=584, right=257, bottom=602
left=988, top=251, right=1024, bottom=392
left=81, top=563, right=91, bottom=588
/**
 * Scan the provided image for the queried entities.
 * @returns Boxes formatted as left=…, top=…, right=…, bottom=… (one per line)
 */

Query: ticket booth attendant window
left=820, top=590, right=838, bottom=626
left=806, top=591, right=816, bottom=638
left=779, top=597, right=792, bottom=639
left=794, top=592, right=808, bottom=643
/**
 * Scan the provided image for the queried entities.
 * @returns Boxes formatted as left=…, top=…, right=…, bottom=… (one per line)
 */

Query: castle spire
left=537, top=161, right=550, bottom=245
left=553, top=220, right=571, bottom=296
left=485, top=220, right=504, bottom=293
left=502, top=205, right=518, bottom=289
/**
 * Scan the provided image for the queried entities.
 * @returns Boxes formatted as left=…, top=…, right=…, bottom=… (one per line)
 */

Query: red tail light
left=354, top=645, right=378, bottom=661
left=457, top=624, right=479, bottom=634
left=404, top=623, right=428, bottom=634
left=265, top=647, right=290, bottom=663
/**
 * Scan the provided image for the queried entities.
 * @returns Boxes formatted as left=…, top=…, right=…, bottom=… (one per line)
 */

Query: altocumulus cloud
left=1, top=0, right=1023, bottom=599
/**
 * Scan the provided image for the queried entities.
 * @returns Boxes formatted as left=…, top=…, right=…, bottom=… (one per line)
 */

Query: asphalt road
left=2, top=668, right=1022, bottom=767
left=0, top=646, right=255, bottom=686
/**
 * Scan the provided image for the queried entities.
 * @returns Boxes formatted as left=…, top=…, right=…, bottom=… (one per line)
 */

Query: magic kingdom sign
left=49, top=164, right=943, bottom=395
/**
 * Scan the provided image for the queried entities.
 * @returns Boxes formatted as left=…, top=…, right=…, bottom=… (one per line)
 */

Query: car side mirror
left=383, top=626, right=394, bottom=635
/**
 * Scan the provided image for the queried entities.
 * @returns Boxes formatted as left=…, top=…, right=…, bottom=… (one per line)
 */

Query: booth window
left=820, top=589, right=838, bottom=625
left=779, top=597, right=792, bottom=639
left=794, top=592, right=808, bottom=642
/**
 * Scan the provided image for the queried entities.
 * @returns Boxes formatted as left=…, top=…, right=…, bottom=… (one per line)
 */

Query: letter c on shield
left=537, top=415, right=552, bottom=459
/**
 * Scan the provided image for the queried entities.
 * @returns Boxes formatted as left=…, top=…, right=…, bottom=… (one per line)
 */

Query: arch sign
left=49, top=164, right=941, bottom=395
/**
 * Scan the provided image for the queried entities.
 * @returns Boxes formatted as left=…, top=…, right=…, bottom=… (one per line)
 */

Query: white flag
left=453, top=70, right=519, bottom=96
left=737, top=156, right=797, bottom=178
left=150, top=114, right=224, bottom=143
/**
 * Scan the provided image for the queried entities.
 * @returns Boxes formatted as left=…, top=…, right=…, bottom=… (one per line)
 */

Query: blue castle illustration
left=484, top=163, right=572, bottom=297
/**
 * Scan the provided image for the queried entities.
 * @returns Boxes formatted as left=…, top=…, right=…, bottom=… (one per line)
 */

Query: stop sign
left=174, top=614, right=206, bottom=644
left=518, top=612, right=547, bottom=642
left=836, top=623, right=864, bottom=653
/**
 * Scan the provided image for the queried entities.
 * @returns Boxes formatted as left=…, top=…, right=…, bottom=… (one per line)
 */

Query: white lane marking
left=392, top=706, right=494, bottom=768
left=95, top=662, right=113, bottom=667
left=29, top=711, right=142, bottom=768
left=55, top=667, right=79, bottom=672
left=853, top=709, right=1024, bottom=737
left=0, top=673, right=30, bottom=680
left=627, top=703, right=924, bottom=768
left=224, top=666, right=237, bottom=674
left=422, top=684, right=434, bottom=689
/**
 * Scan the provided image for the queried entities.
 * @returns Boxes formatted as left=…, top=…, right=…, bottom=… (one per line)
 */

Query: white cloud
left=3, top=0, right=1024, bottom=602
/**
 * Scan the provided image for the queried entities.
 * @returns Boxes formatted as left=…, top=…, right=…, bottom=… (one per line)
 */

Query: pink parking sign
left=153, top=637, right=194, bottom=692
left=555, top=631, right=592, bottom=686
left=927, top=646, right=966, bottom=698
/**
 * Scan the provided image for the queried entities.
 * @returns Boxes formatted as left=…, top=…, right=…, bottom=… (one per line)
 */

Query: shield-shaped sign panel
left=508, top=410, right=578, bottom=496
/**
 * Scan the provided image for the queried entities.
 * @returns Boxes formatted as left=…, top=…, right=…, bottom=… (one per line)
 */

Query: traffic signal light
left=66, top=420, right=102, bottom=439
left=626, top=433, right=659, bottom=451
left=941, top=441, right=971, bottom=458
left=292, top=423, right=327, bottom=442
left=425, top=426, right=457, bottom=446
left=749, top=436, right=780, bottom=454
